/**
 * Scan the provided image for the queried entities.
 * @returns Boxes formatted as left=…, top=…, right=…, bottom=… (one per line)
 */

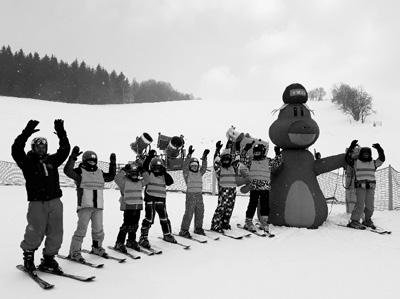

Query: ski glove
left=202, top=149, right=210, bottom=159
left=110, top=153, right=116, bottom=164
left=244, top=141, right=255, bottom=151
left=188, top=145, right=194, bottom=155
left=148, top=149, right=157, bottom=158
left=54, top=119, right=66, bottom=138
left=349, top=139, right=358, bottom=150
left=71, top=146, right=83, bottom=159
left=274, top=146, right=281, bottom=156
left=22, top=120, right=40, bottom=136
left=215, top=141, right=223, bottom=152
left=372, top=143, right=382, bottom=150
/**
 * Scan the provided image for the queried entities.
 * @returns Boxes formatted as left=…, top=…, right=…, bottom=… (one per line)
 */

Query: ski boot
left=163, top=233, right=177, bottom=243
left=138, top=235, right=151, bottom=249
left=23, top=250, right=36, bottom=272
left=38, top=254, right=63, bottom=273
left=91, top=241, right=108, bottom=258
left=210, top=225, right=224, bottom=233
left=347, top=220, right=366, bottom=230
left=69, top=251, right=86, bottom=263
left=114, top=242, right=127, bottom=254
left=362, top=219, right=377, bottom=229
left=179, top=230, right=192, bottom=238
left=126, top=239, right=140, bottom=251
left=222, top=223, right=231, bottom=230
left=259, top=216, right=270, bottom=232
left=243, top=218, right=257, bottom=232
left=194, top=227, right=206, bottom=236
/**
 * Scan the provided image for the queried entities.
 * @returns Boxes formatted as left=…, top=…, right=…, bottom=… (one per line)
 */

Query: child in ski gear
left=113, top=162, right=145, bottom=252
left=138, top=150, right=175, bottom=248
left=210, top=141, right=240, bottom=232
left=345, top=140, right=385, bottom=229
left=179, top=146, right=209, bottom=238
left=240, top=142, right=282, bottom=232
left=12, top=119, right=70, bottom=272
left=64, top=146, right=116, bottom=262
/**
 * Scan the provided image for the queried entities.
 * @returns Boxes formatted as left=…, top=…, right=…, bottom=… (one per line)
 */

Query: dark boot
left=38, top=255, right=62, bottom=273
left=362, top=219, right=377, bottom=229
left=163, top=233, right=177, bottom=243
left=138, top=235, right=151, bottom=249
left=179, top=230, right=192, bottom=238
left=114, top=242, right=127, bottom=253
left=194, top=227, right=206, bottom=236
left=347, top=220, right=366, bottom=230
left=126, top=239, right=140, bottom=251
left=23, top=250, right=36, bottom=272
left=91, top=240, right=108, bottom=257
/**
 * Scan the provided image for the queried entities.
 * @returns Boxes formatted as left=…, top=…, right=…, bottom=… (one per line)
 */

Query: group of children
left=13, top=119, right=385, bottom=274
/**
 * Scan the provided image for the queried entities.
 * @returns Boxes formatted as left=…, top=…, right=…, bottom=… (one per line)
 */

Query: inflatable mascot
left=269, top=83, right=346, bottom=228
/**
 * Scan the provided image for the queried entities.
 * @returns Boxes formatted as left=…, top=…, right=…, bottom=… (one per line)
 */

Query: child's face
left=189, top=163, right=199, bottom=172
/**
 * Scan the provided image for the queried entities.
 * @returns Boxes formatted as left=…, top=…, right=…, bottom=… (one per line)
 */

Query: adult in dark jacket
left=11, top=119, right=70, bottom=273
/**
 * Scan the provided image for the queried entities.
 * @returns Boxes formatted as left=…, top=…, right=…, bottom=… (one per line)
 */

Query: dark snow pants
left=140, top=195, right=172, bottom=236
left=116, top=210, right=141, bottom=244
left=180, top=192, right=204, bottom=232
left=20, top=198, right=63, bottom=256
left=211, top=187, right=236, bottom=230
left=246, top=190, right=269, bottom=219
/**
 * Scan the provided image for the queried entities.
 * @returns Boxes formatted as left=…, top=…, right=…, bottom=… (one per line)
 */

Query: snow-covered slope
left=0, top=95, right=396, bottom=168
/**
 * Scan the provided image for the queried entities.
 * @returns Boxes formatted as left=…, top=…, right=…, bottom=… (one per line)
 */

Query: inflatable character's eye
left=300, top=107, right=304, bottom=116
left=293, top=107, right=298, bottom=117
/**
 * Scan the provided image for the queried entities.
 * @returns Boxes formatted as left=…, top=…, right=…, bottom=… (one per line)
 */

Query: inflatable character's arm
left=314, top=153, right=346, bottom=176
left=372, top=143, right=385, bottom=169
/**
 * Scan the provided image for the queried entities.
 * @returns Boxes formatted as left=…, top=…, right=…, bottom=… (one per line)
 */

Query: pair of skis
left=16, top=264, right=95, bottom=290
left=337, top=224, right=391, bottom=235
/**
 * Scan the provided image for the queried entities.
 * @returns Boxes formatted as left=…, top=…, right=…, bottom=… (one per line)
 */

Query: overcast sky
left=1, top=0, right=399, bottom=105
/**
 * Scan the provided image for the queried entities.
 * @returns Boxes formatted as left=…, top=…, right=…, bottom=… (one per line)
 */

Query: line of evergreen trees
left=0, top=46, right=196, bottom=104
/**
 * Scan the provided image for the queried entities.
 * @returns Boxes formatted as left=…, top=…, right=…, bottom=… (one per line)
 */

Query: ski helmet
left=126, top=163, right=140, bottom=181
left=253, top=143, right=266, bottom=160
left=31, top=137, right=48, bottom=156
left=150, top=157, right=165, bottom=175
left=82, top=150, right=98, bottom=171
left=189, top=157, right=200, bottom=172
left=220, top=149, right=232, bottom=167
left=358, top=147, right=372, bottom=162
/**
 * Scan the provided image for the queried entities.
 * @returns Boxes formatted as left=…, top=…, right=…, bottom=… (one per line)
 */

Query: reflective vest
left=249, top=160, right=270, bottom=182
left=219, top=167, right=236, bottom=188
left=120, top=179, right=143, bottom=210
left=355, top=160, right=376, bottom=182
left=146, top=173, right=167, bottom=198
left=186, top=172, right=203, bottom=193
left=79, top=168, right=105, bottom=209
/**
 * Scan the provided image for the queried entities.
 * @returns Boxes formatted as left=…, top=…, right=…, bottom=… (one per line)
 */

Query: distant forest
left=0, top=46, right=197, bottom=104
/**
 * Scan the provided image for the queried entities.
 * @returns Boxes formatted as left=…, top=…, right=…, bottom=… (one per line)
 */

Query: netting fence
left=0, top=160, right=399, bottom=211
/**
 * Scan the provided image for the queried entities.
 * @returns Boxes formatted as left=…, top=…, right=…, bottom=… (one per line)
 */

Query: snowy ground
left=1, top=186, right=399, bottom=299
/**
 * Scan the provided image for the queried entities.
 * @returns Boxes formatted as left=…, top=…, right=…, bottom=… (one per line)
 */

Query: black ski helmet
left=82, top=150, right=98, bottom=171
left=358, top=147, right=372, bottom=162
left=31, top=137, right=48, bottom=156
left=253, top=143, right=266, bottom=160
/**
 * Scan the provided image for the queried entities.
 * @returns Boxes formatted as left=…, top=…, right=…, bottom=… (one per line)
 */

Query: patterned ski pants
left=211, top=187, right=237, bottom=230
left=180, top=192, right=204, bottom=232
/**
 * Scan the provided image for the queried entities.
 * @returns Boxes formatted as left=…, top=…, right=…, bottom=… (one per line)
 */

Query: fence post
left=388, top=164, right=393, bottom=211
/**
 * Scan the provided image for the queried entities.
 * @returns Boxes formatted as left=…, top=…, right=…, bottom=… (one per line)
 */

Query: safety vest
left=219, top=167, right=236, bottom=188
left=120, top=179, right=143, bottom=210
left=79, top=168, right=105, bottom=209
left=146, top=173, right=167, bottom=198
left=355, top=160, right=376, bottom=182
left=186, top=171, right=203, bottom=193
left=249, top=160, right=270, bottom=181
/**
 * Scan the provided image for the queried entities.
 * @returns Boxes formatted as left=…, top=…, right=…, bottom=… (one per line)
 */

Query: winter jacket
left=11, top=131, right=70, bottom=202
left=182, top=154, right=207, bottom=193
left=63, top=155, right=116, bottom=210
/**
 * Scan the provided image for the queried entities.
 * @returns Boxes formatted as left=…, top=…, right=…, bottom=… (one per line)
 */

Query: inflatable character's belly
left=284, top=180, right=315, bottom=227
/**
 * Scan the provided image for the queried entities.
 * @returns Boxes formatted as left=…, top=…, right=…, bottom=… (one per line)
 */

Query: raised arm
left=63, top=146, right=82, bottom=182
left=372, top=143, right=385, bottom=168
left=50, top=119, right=71, bottom=167
left=103, top=153, right=116, bottom=182
left=11, top=120, right=40, bottom=168
left=200, top=149, right=210, bottom=176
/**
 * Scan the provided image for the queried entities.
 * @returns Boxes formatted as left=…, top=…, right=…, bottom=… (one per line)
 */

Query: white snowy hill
left=0, top=95, right=399, bottom=299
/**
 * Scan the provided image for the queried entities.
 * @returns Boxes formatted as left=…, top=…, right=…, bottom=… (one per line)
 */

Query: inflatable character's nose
left=288, top=120, right=317, bottom=146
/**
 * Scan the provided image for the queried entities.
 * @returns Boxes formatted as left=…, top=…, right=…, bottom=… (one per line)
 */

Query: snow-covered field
left=0, top=95, right=399, bottom=299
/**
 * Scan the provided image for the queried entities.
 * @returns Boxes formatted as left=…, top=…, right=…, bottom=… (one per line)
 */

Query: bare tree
left=308, top=87, right=326, bottom=101
left=331, top=83, right=373, bottom=123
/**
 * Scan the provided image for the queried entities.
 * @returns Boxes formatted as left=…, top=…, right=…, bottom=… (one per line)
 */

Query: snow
left=0, top=95, right=399, bottom=298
